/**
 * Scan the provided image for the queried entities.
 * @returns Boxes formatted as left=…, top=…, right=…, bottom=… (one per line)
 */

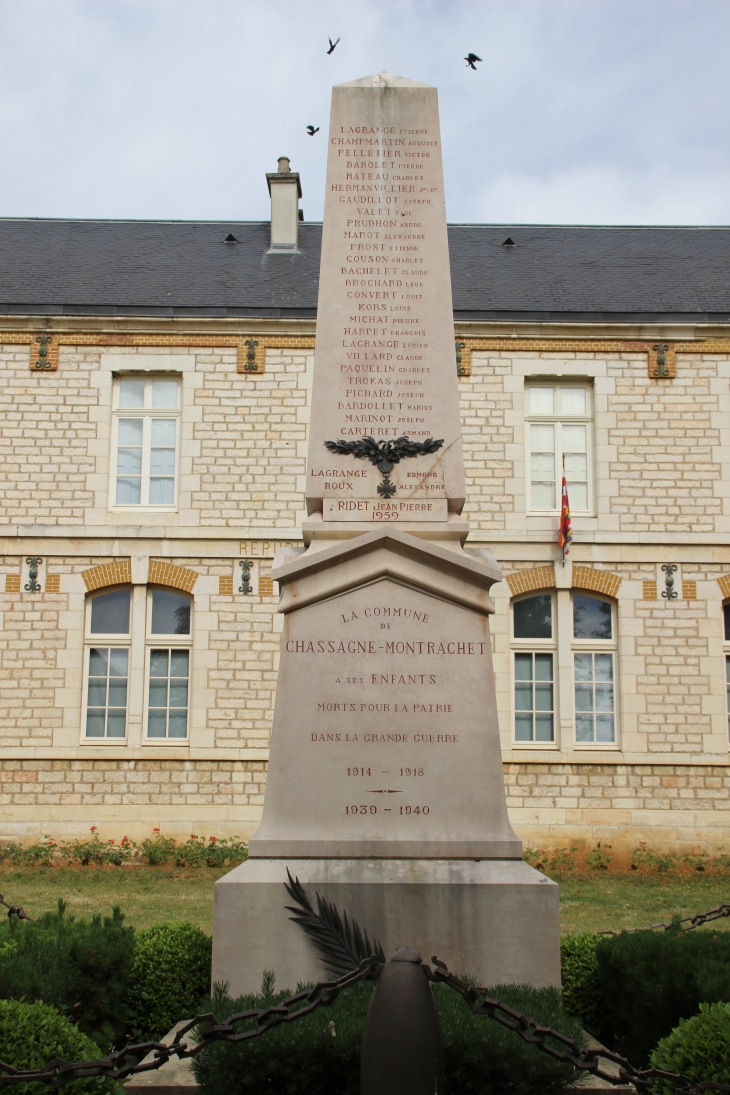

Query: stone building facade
left=1, top=194, right=730, bottom=854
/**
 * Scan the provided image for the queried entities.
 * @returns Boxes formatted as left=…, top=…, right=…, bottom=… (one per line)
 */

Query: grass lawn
left=1, top=865, right=728, bottom=936
left=0, top=865, right=231, bottom=932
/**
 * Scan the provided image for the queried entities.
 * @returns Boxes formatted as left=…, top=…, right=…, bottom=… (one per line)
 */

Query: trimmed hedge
left=0, top=998, right=117, bottom=1095
left=127, top=922, right=212, bottom=1043
left=192, top=977, right=584, bottom=1095
left=0, top=902, right=135, bottom=1048
left=592, top=928, right=730, bottom=1066
left=560, top=932, right=601, bottom=1029
left=651, top=1002, right=730, bottom=1095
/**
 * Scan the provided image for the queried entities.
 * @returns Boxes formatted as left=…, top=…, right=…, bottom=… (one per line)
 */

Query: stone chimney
left=266, top=156, right=302, bottom=252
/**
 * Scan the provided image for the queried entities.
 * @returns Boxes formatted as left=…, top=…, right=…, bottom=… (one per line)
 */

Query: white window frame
left=143, top=588, right=193, bottom=743
left=511, top=591, right=558, bottom=747
left=525, top=381, right=594, bottom=516
left=571, top=592, right=619, bottom=748
left=82, top=588, right=132, bottom=743
left=109, top=375, right=181, bottom=511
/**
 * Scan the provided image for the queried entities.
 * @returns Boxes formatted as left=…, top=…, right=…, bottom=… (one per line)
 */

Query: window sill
left=80, top=738, right=128, bottom=746
left=142, top=738, right=189, bottom=746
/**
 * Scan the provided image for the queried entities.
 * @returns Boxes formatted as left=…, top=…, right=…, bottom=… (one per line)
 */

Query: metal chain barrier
left=598, top=902, right=730, bottom=937
left=2, top=895, right=730, bottom=1091
left=0, top=958, right=379, bottom=1089
left=0, top=895, right=32, bottom=921
left=426, top=957, right=730, bottom=1095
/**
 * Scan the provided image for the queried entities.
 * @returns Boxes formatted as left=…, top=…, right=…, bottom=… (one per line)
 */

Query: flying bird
left=306, top=125, right=319, bottom=136
left=464, top=53, right=482, bottom=70
left=327, top=36, right=340, bottom=54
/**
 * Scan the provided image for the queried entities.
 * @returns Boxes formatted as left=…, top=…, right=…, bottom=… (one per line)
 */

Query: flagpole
left=561, top=453, right=566, bottom=568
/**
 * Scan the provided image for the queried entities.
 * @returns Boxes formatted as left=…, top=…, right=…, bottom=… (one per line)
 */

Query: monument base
left=212, top=858, right=560, bottom=995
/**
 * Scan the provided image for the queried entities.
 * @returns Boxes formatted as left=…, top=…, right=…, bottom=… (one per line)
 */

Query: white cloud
left=0, top=0, right=728, bottom=224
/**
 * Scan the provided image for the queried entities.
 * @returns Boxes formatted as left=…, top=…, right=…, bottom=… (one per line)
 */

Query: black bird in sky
left=464, top=53, right=482, bottom=70
left=327, top=36, right=340, bottom=54
left=306, top=125, right=319, bottom=136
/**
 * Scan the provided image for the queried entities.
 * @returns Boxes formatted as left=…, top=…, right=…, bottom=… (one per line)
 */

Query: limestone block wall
left=0, top=759, right=267, bottom=842
left=492, top=559, right=730, bottom=765
left=0, top=554, right=281, bottom=755
left=0, top=345, right=313, bottom=530
left=504, top=763, right=730, bottom=856
left=461, top=349, right=730, bottom=535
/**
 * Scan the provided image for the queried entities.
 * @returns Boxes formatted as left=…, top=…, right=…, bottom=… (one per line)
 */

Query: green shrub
left=0, top=998, right=117, bottom=1095
left=650, top=1002, right=730, bottom=1095
left=137, top=832, right=247, bottom=868
left=592, top=928, right=730, bottom=1066
left=0, top=902, right=135, bottom=1048
left=192, top=976, right=584, bottom=1095
left=560, top=933, right=601, bottom=1029
left=0, top=840, right=57, bottom=867
left=127, top=922, right=212, bottom=1042
left=523, top=847, right=548, bottom=871
left=138, top=832, right=177, bottom=866
left=547, top=847, right=576, bottom=872
left=630, top=843, right=678, bottom=873
left=59, top=832, right=136, bottom=867
left=585, top=842, right=612, bottom=870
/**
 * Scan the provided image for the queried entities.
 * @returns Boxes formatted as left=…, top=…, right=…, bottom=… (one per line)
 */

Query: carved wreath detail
left=323, top=435, right=444, bottom=498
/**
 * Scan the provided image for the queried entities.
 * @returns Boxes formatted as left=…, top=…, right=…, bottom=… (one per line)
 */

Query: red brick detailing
left=82, top=561, right=132, bottom=591
left=148, top=561, right=198, bottom=593
left=572, top=566, right=622, bottom=599
left=505, top=566, right=556, bottom=596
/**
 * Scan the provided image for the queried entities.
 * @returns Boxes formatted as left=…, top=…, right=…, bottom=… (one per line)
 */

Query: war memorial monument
left=212, top=72, right=560, bottom=992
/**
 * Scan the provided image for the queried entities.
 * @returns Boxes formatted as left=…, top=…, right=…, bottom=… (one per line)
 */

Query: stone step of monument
left=124, top=1023, right=199, bottom=1095
left=569, top=1034, right=635, bottom=1094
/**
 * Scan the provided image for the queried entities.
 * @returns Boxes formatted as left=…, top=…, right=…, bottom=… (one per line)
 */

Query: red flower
left=153, top=827, right=160, bottom=833
left=90, top=825, right=97, bottom=832
left=209, top=836, right=217, bottom=842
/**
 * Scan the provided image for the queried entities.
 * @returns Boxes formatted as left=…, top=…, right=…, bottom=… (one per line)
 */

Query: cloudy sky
left=0, top=0, right=728, bottom=225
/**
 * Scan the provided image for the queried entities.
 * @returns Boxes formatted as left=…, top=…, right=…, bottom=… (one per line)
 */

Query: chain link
left=0, top=958, right=378, bottom=1089
left=598, top=902, right=730, bottom=937
left=2, top=898, right=730, bottom=1091
left=427, top=956, right=730, bottom=1095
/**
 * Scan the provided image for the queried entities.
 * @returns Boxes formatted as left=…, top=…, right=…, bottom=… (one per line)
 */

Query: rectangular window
left=526, top=383, right=592, bottom=514
left=574, top=652, right=615, bottom=743
left=112, top=377, right=179, bottom=508
left=86, top=648, right=128, bottom=738
left=147, top=649, right=189, bottom=739
left=726, top=656, right=730, bottom=742
left=514, top=652, right=554, bottom=742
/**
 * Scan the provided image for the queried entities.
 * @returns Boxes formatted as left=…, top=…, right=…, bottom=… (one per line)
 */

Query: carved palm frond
left=284, top=868, right=385, bottom=975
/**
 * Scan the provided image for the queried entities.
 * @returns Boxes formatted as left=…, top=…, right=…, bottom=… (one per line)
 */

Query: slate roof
left=0, top=218, right=728, bottom=323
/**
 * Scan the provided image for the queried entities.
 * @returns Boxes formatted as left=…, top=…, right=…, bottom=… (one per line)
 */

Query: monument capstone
left=213, top=72, right=560, bottom=992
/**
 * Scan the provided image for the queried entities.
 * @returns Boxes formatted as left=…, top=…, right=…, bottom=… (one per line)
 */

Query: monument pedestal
left=213, top=858, right=559, bottom=994
left=212, top=72, right=560, bottom=997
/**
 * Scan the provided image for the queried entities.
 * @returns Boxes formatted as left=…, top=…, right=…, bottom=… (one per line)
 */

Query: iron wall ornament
left=33, top=334, right=53, bottom=370
left=653, top=343, right=670, bottom=378
left=661, top=563, right=678, bottom=599
left=455, top=340, right=466, bottom=376
left=323, top=435, right=444, bottom=499
left=243, top=339, right=258, bottom=372
left=24, top=557, right=42, bottom=593
left=238, top=559, right=253, bottom=594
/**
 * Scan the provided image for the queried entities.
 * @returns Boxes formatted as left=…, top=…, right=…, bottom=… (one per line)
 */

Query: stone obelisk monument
left=213, top=73, right=560, bottom=992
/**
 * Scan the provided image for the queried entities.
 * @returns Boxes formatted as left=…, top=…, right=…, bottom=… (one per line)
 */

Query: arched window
left=146, top=588, right=192, bottom=739
left=84, top=588, right=131, bottom=738
left=572, top=593, right=616, bottom=744
left=512, top=592, right=555, bottom=743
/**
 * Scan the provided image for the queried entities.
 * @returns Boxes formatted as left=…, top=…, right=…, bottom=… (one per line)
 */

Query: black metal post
left=360, top=947, right=444, bottom=1095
